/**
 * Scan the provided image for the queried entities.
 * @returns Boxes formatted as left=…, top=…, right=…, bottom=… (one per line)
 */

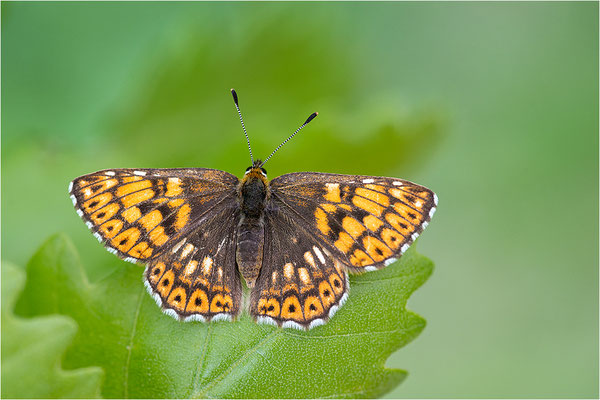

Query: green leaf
left=16, top=234, right=433, bottom=398
left=1, top=261, right=103, bottom=399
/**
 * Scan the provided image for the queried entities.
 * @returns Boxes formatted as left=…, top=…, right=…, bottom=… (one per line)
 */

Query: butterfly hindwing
left=145, top=205, right=242, bottom=322
left=250, top=208, right=349, bottom=329
left=269, top=172, right=438, bottom=273
left=69, top=168, right=239, bottom=263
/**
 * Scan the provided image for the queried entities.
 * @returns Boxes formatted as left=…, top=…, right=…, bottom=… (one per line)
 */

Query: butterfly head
left=244, top=160, right=267, bottom=179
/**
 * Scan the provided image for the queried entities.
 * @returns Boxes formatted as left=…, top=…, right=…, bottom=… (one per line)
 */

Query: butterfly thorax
left=236, top=165, right=269, bottom=288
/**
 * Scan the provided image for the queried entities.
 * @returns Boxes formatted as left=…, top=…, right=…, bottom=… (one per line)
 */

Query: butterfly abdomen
left=236, top=170, right=268, bottom=288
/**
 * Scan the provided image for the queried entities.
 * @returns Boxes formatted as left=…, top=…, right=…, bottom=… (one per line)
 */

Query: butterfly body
left=236, top=163, right=269, bottom=287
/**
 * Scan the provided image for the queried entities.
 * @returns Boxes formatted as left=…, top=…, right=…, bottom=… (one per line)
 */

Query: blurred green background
left=2, top=2, right=597, bottom=398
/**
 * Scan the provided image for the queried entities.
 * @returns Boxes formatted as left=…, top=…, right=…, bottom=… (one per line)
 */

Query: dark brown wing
left=145, top=205, right=242, bottom=322
left=69, top=167, right=243, bottom=322
left=69, top=168, right=239, bottom=262
left=249, top=206, right=349, bottom=330
left=268, top=172, right=437, bottom=273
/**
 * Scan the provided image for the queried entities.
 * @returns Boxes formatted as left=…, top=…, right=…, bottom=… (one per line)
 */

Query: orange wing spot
left=339, top=204, right=352, bottom=211
left=77, top=176, right=104, bottom=188
left=168, top=199, right=184, bottom=208
left=150, top=226, right=169, bottom=246
left=319, top=280, right=336, bottom=307
left=304, top=296, right=324, bottom=319
left=83, top=193, right=113, bottom=213
left=281, top=296, right=304, bottom=321
left=121, top=189, right=155, bottom=208
left=153, top=198, right=168, bottom=205
left=352, top=195, right=384, bottom=217
left=122, top=206, right=141, bottom=223
left=258, top=298, right=281, bottom=318
left=174, top=204, right=191, bottom=231
left=139, top=210, right=163, bottom=232
left=315, top=208, right=331, bottom=235
left=365, top=184, right=386, bottom=192
left=186, top=289, right=209, bottom=313
left=363, top=214, right=384, bottom=232
left=122, top=176, right=143, bottom=183
left=166, top=178, right=183, bottom=197
left=128, top=241, right=152, bottom=259
left=116, top=179, right=152, bottom=197
left=321, top=203, right=337, bottom=213
left=157, top=269, right=175, bottom=298
left=81, top=178, right=118, bottom=199
left=323, top=183, right=341, bottom=202
left=385, top=212, right=413, bottom=236
left=350, top=249, right=374, bottom=267
left=148, top=262, right=166, bottom=285
left=257, top=298, right=267, bottom=314
left=266, top=299, right=281, bottom=317
left=112, top=227, right=141, bottom=253
left=328, top=273, right=345, bottom=296
left=381, top=228, right=403, bottom=250
left=363, top=235, right=392, bottom=262
left=389, top=188, right=404, bottom=200
left=355, top=187, right=390, bottom=207
left=167, top=286, right=187, bottom=312
left=210, top=293, right=233, bottom=313
left=334, top=232, right=354, bottom=253
left=393, top=202, right=423, bottom=225
left=342, top=216, right=365, bottom=239
left=91, top=203, right=120, bottom=225
left=99, top=219, right=123, bottom=238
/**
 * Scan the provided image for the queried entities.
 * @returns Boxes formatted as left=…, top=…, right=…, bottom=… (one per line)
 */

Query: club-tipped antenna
left=231, top=89, right=254, bottom=164
left=260, top=112, right=318, bottom=167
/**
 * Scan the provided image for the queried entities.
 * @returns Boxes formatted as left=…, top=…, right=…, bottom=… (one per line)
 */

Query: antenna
left=231, top=89, right=254, bottom=164
left=260, top=112, right=318, bottom=167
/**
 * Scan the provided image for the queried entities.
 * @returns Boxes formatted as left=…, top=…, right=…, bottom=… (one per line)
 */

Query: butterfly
left=69, top=89, right=437, bottom=330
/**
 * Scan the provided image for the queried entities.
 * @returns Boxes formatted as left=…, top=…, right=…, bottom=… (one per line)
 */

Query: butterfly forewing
left=250, top=207, right=349, bottom=330
left=269, top=172, right=438, bottom=273
left=69, top=168, right=239, bottom=263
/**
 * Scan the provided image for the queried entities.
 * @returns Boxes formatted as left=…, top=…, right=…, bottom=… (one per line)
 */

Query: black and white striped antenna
left=260, top=111, right=318, bottom=167
left=230, top=89, right=254, bottom=165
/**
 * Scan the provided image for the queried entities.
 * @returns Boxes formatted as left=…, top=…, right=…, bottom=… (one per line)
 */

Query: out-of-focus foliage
left=1, top=262, right=103, bottom=399
left=2, top=2, right=598, bottom=398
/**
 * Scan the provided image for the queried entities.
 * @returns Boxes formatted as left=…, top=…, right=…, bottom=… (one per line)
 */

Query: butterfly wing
left=69, top=168, right=243, bottom=321
left=250, top=207, right=349, bottom=330
left=145, top=204, right=242, bottom=322
left=268, top=172, right=438, bottom=272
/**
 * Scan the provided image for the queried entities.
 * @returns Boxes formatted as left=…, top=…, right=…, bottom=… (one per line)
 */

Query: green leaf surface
left=15, top=234, right=433, bottom=398
left=1, top=262, right=103, bottom=399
